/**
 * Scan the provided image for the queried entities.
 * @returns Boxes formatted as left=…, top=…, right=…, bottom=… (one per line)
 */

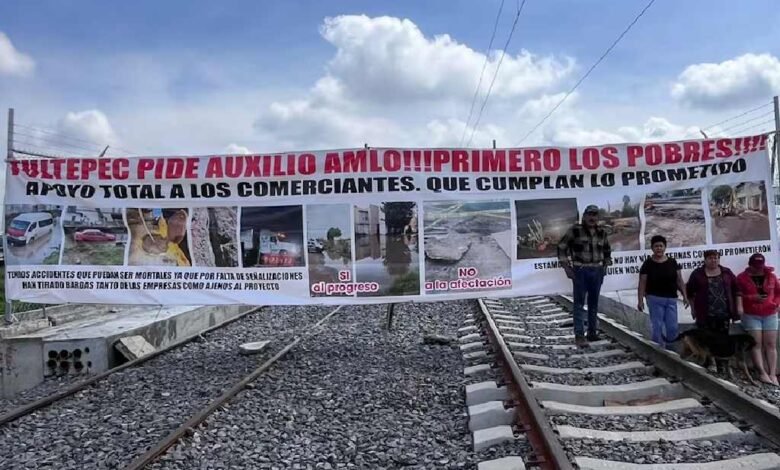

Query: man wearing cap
left=736, top=253, right=780, bottom=386
left=557, top=205, right=613, bottom=348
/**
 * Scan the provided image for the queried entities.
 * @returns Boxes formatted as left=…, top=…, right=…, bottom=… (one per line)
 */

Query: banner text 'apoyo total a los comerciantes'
left=4, top=134, right=776, bottom=305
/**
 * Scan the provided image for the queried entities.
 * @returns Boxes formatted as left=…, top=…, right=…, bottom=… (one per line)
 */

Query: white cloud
left=671, top=53, right=780, bottom=109
left=255, top=98, right=405, bottom=149
left=254, top=15, right=576, bottom=150
left=543, top=116, right=700, bottom=146
left=319, top=15, right=574, bottom=103
left=57, top=110, right=119, bottom=147
left=225, top=143, right=252, bottom=154
left=0, top=32, right=34, bottom=77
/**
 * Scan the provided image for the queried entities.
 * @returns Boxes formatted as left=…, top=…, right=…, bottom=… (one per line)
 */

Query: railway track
left=465, top=296, right=780, bottom=469
left=1, top=301, right=507, bottom=469
left=0, top=305, right=340, bottom=469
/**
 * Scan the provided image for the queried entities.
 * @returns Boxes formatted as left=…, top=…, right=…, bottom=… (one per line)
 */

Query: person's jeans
left=646, top=295, right=678, bottom=349
left=572, top=266, right=604, bottom=337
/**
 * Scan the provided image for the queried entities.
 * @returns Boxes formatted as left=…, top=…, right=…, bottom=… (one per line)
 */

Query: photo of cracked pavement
left=190, top=207, right=239, bottom=267
left=709, top=181, right=772, bottom=244
left=515, top=198, right=579, bottom=260
left=644, top=189, right=705, bottom=248
left=423, top=200, right=512, bottom=294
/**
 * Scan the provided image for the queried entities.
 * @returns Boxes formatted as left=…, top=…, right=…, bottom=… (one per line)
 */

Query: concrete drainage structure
left=1, top=304, right=250, bottom=397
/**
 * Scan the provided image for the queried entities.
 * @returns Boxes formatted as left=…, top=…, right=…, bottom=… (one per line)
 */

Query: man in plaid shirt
left=557, top=204, right=613, bottom=348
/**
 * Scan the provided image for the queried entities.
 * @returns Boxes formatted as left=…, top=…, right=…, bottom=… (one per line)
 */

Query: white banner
left=4, top=134, right=776, bottom=305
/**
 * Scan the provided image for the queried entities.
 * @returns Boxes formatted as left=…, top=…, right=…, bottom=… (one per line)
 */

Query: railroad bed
left=0, top=301, right=522, bottom=469
left=464, top=296, right=780, bottom=469
left=0, top=305, right=334, bottom=469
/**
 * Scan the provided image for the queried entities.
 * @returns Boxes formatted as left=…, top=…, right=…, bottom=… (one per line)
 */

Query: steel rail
left=553, top=295, right=780, bottom=449
left=0, top=306, right=264, bottom=427
left=124, top=305, right=343, bottom=470
left=477, top=299, right=574, bottom=470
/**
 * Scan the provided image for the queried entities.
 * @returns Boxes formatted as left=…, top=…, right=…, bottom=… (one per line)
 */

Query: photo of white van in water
left=6, top=212, right=55, bottom=246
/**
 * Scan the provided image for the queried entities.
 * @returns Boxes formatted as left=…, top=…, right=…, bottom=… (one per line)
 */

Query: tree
left=711, top=185, right=733, bottom=205
left=326, top=227, right=342, bottom=240
left=382, top=202, right=415, bottom=234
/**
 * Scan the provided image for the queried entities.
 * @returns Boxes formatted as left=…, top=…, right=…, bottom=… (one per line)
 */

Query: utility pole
left=5, top=108, right=14, bottom=325
left=774, top=96, right=780, bottom=189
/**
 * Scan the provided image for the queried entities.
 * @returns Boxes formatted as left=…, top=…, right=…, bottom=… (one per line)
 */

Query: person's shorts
left=741, top=313, right=779, bottom=332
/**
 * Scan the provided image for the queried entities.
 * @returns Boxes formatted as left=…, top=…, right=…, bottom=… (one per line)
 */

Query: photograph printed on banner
left=189, top=207, right=240, bottom=267
left=643, top=188, right=706, bottom=248
left=126, top=208, right=192, bottom=267
left=515, top=198, right=579, bottom=260
left=61, top=206, right=128, bottom=265
left=4, top=205, right=62, bottom=265
left=240, top=206, right=305, bottom=268
left=578, top=194, right=641, bottom=251
left=354, top=202, right=420, bottom=297
left=423, top=200, right=512, bottom=294
left=306, top=204, right=353, bottom=297
left=709, top=181, right=771, bottom=244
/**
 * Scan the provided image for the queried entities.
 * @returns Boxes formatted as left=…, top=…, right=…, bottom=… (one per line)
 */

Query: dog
left=665, top=329, right=757, bottom=384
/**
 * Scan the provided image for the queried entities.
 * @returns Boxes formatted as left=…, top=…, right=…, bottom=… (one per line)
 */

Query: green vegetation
left=326, top=227, right=342, bottom=240
left=0, top=269, right=47, bottom=316
left=43, top=251, right=60, bottom=265
left=323, top=238, right=351, bottom=265
left=388, top=270, right=420, bottom=296
left=62, top=237, right=124, bottom=265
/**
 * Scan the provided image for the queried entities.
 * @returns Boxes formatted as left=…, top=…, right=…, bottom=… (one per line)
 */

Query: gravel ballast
left=551, top=409, right=732, bottom=431
left=0, top=305, right=335, bottom=470
left=151, top=301, right=530, bottom=469
left=564, top=438, right=775, bottom=464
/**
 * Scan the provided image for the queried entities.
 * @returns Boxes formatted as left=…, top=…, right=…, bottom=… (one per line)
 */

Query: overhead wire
left=514, top=0, right=656, bottom=146
left=458, top=0, right=506, bottom=147
left=713, top=110, right=774, bottom=135
left=13, top=122, right=139, bottom=156
left=12, top=131, right=109, bottom=155
left=700, top=101, right=773, bottom=131
left=722, top=119, right=775, bottom=137
left=465, top=0, right=528, bottom=148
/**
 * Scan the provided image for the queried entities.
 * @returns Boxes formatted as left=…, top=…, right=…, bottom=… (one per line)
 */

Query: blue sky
left=1, top=0, right=779, bottom=162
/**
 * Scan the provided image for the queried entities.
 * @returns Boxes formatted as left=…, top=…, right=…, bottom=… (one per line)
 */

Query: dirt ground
left=645, top=215, right=706, bottom=247
left=712, top=213, right=771, bottom=244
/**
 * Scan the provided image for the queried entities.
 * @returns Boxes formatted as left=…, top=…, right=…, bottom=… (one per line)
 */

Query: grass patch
left=388, top=270, right=420, bottom=296
left=0, top=269, right=48, bottom=317
left=62, top=237, right=125, bottom=265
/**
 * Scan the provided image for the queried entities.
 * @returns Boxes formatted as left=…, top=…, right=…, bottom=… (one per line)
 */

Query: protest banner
left=3, top=134, right=776, bottom=305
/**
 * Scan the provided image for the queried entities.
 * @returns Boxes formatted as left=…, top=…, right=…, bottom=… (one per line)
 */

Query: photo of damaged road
left=423, top=200, right=512, bottom=294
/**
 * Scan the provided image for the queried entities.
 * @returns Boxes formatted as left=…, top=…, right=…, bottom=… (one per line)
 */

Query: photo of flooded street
left=354, top=202, right=420, bottom=297
left=306, top=204, right=353, bottom=297
left=4, top=205, right=63, bottom=266
left=423, top=200, right=511, bottom=294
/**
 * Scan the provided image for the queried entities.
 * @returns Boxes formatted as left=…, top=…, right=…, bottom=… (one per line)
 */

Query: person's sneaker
left=575, top=336, right=590, bottom=348
left=586, top=332, right=601, bottom=342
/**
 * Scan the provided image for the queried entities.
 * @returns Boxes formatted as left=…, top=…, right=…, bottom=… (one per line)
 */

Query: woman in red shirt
left=736, top=253, right=780, bottom=386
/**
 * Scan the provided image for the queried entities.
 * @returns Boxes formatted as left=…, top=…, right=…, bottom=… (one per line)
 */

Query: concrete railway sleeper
left=465, top=296, right=780, bottom=469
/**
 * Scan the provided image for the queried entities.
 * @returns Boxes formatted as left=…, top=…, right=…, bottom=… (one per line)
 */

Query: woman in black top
left=637, top=235, right=690, bottom=349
